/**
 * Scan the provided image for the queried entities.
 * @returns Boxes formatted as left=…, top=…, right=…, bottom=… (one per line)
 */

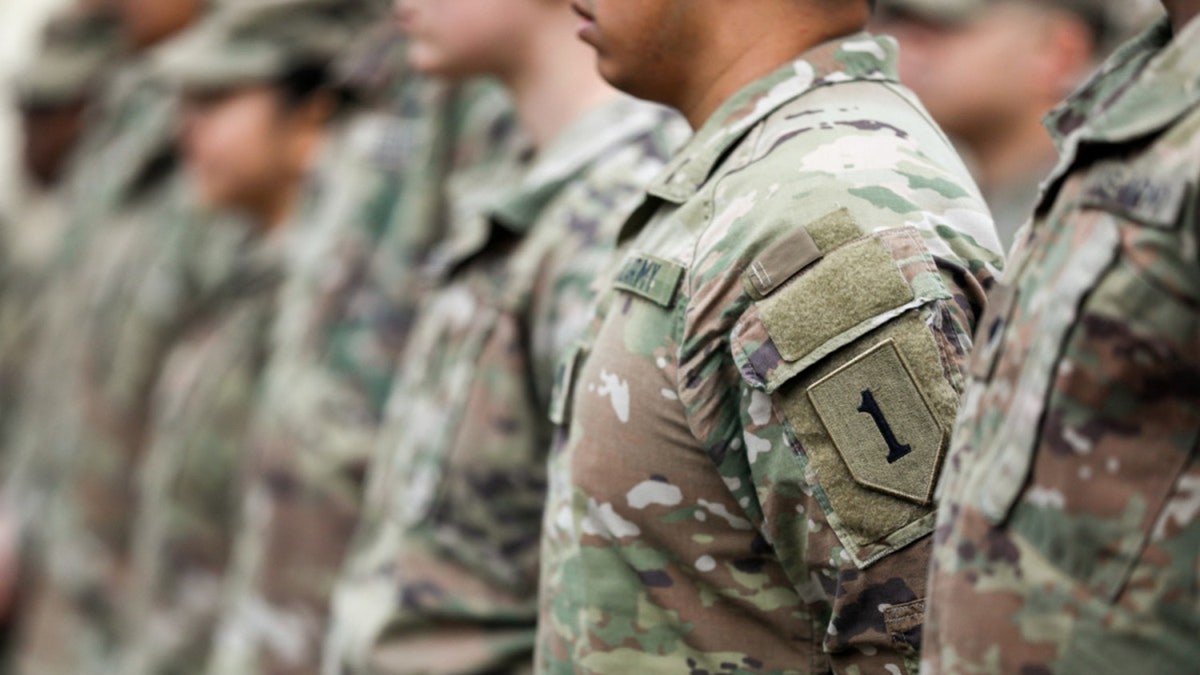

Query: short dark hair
left=275, top=61, right=334, bottom=109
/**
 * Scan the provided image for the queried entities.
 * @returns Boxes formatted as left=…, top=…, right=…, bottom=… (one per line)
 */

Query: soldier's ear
left=1036, top=11, right=1097, bottom=99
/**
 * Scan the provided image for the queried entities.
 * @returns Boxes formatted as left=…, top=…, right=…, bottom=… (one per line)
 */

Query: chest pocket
left=379, top=282, right=500, bottom=526
left=384, top=257, right=556, bottom=593
left=954, top=159, right=1200, bottom=602
left=732, top=208, right=970, bottom=568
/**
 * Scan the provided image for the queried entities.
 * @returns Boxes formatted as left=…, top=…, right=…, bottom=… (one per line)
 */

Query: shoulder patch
left=742, top=208, right=864, bottom=301
left=744, top=226, right=822, bottom=301
left=613, top=254, right=685, bottom=308
left=807, top=339, right=945, bottom=505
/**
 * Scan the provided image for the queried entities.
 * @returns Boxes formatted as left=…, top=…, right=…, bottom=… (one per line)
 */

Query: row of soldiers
left=0, top=0, right=1194, bottom=673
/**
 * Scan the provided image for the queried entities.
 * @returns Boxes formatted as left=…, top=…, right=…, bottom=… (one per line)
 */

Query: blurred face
left=570, top=0, right=695, bottom=105
left=113, top=0, right=203, bottom=50
left=21, top=103, right=86, bottom=188
left=180, top=86, right=319, bottom=221
left=1162, top=0, right=1200, bottom=28
left=394, top=0, right=543, bottom=78
left=882, top=4, right=1067, bottom=142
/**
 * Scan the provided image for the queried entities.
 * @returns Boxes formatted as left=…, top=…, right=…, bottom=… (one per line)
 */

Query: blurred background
left=0, top=0, right=75, bottom=216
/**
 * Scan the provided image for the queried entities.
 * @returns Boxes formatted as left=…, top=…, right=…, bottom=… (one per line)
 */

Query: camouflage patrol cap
left=155, top=0, right=384, bottom=93
left=14, top=9, right=123, bottom=108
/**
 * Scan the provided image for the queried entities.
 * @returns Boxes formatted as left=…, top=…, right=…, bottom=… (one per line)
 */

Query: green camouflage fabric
left=118, top=229, right=286, bottom=675
left=2, top=52, right=176, bottom=494
left=8, top=180, right=250, bottom=675
left=0, top=188, right=71, bottom=461
left=208, top=78, right=518, bottom=675
left=536, top=33, right=1005, bottom=674
left=923, top=16, right=1200, bottom=674
left=0, top=6, right=122, bottom=433
left=3, top=46, right=250, bottom=674
left=324, top=95, right=686, bottom=675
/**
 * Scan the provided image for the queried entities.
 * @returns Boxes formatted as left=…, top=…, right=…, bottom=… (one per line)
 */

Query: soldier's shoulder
left=696, top=80, right=998, bottom=277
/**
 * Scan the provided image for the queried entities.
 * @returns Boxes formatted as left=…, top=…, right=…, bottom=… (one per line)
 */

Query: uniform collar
left=646, top=32, right=900, bottom=204
left=488, top=96, right=673, bottom=233
left=1045, top=16, right=1200, bottom=148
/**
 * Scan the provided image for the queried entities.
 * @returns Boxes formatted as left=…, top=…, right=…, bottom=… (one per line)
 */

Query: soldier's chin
left=406, top=44, right=464, bottom=79
left=596, top=58, right=654, bottom=104
left=193, top=181, right=242, bottom=215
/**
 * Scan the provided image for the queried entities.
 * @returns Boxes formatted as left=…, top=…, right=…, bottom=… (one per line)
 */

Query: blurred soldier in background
left=1, top=1, right=235, bottom=673
left=207, top=23, right=518, bottom=675
left=0, top=5, right=120, bottom=495
left=115, top=1, right=379, bottom=673
left=923, top=0, right=1200, bottom=671
left=322, top=0, right=686, bottom=672
left=0, top=4, right=121, bottom=657
left=875, top=0, right=1159, bottom=250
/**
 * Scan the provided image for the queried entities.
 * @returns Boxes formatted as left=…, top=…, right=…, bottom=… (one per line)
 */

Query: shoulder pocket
left=732, top=209, right=967, bottom=568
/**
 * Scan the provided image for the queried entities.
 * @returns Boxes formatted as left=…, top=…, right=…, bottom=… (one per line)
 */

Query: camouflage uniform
left=120, top=229, right=285, bottom=675
left=0, top=8, right=122, bottom=460
left=535, top=34, right=1004, bottom=674
left=923, top=16, right=1200, bottom=674
left=4, top=52, right=233, bottom=675
left=207, top=64, right=519, bottom=675
left=110, top=3, right=382, bottom=673
left=323, top=96, right=685, bottom=675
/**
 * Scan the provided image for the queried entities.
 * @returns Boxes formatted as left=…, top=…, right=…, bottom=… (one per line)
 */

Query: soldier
left=922, top=2, right=1200, bottom=673
left=4, top=2, right=217, bottom=673
left=875, top=0, right=1160, bottom=251
left=115, top=2, right=377, bottom=673
left=322, top=0, right=686, bottom=672
left=0, top=4, right=122, bottom=649
left=535, top=0, right=1003, bottom=673
left=0, top=6, right=121, bottom=469
left=206, top=24, right=518, bottom=675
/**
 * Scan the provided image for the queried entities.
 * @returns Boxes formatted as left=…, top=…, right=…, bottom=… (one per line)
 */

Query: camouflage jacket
left=535, top=34, right=1004, bottom=675
left=119, top=230, right=286, bottom=675
left=208, top=79, right=516, bottom=675
left=4, top=54, right=251, bottom=671
left=2, top=54, right=181, bottom=534
left=923, top=16, right=1200, bottom=675
left=324, top=96, right=686, bottom=675
left=0, top=187, right=70, bottom=459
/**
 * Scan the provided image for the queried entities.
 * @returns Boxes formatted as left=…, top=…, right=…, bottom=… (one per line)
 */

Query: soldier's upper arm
left=730, top=208, right=977, bottom=665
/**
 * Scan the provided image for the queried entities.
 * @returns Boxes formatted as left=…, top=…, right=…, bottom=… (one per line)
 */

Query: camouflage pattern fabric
left=4, top=49, right=250, bottom=674
left=0, top=190, right=70, bottom=459
left=323, top=96, right=686, bottom=675
left=208, top=79, right=517, bottom=675
left=10, top=181, right=250, bottom=675
left=118, top=229, right=286, bottom=675
left=923, top=16, right=1200, bottom=675
left=535, top=33, right=1004, bottom=674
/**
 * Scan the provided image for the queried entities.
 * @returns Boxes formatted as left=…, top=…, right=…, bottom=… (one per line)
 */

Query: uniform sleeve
left=677, top=205, right=986, bottom=673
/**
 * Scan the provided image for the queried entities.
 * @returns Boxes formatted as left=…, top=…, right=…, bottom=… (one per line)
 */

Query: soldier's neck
left=1163, top=0, right=1200, bottom=33
left=674, top=9, right=869, bottom=129
left=500, top=18, right=619, bottom=152
left=963, top=111, right=1058, bottom=201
